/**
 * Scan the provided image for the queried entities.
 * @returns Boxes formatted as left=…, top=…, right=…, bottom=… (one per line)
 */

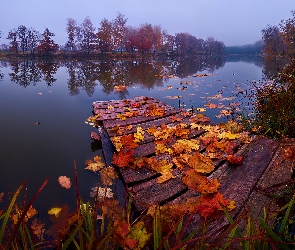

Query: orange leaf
left=121, top=134, right=138, bottom=150
left=182, top=169, right=207, bottom=190
left=197, top=179, right=220, bottom=194
left=188, top=152, right=214, bottom=173
left=112, top=150, right=135, bottom=168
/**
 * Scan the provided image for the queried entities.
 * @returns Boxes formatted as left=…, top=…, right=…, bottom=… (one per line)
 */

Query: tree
left=280, top=10, right=295, bottom=55
left=36, top=28, right=58, bottom=56
left=151, top=25, right=162, bottom=53
left=135, top=23, right=154, bottom=54
left=124, top=26, right=138, bottom=53
left=174, top=33, right=189, bottom=54
left=262, top=25, right=285, bottom=56
left=7, top=29, right=18, bottom=54
left=112, top=12, right=127, bottom=53
left=78, top=16, right=96, bottom=54
left=65, top=18, right=78, bottom=51
left=97, top=18, right=112, bottom=53
left=27, top=28, right=40, bottom=55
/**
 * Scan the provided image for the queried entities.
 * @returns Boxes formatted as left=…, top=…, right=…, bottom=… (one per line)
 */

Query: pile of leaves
left=86, top=98, right=252, bottom=222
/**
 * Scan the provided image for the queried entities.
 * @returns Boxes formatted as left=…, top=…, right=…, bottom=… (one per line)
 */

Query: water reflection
left=5, top=57, right=227, bottom=96
left=8, top=58, right=58, bottom=87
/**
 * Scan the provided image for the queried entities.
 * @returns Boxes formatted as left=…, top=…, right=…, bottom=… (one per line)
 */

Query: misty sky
left=0, top=0, right=294, bottom=47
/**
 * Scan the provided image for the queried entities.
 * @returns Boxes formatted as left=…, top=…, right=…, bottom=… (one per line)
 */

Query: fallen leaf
left=114, top=85, right=127, bottom=92
left=188, top=152, right=215, bottom=173
left=112, top=150, right=135, bottom=168
left=48, top=207, right=62, bottom=217
left=226, top=154, right=243, bottom=165
left=90, top=132, right=101, bottom=140
left=85, top=156, right=105, bottom=172
left=31, top=218, right=45, bottom=240
left=182, top=169, right=207, bottom=190
left=100, top=166, right=118, bottom=186
left=197, top=179, right=221, bottom=194
left=58, top=176, right=72, bottom=189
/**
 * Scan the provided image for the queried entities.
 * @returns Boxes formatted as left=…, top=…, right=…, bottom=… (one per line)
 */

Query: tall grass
left=1, top=175, right=295, bottom=249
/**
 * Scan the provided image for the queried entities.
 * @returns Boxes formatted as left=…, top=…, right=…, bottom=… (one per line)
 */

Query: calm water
left=0, top=57, right=265, bottom=214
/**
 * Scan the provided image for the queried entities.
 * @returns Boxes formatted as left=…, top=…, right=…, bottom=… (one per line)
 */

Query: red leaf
left=112, top=150, right=135, bottom=168
left=226, top=154, right=243, bottom=165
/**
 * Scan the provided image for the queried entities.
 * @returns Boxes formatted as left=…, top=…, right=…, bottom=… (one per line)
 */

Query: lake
left=0, top=56, right=266, bottom=214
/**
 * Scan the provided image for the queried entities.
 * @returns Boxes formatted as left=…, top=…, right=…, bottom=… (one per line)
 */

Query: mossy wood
left=93, top=96, right=294, bottom=234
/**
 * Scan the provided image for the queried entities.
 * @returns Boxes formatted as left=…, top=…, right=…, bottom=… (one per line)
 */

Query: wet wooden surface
left=93, top=96, right=295, bottom=235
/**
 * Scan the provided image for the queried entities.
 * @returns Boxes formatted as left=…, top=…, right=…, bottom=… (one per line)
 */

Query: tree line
left=0, top=13, right=225, bottom=57
left=262, top=10, right=295, bottom=57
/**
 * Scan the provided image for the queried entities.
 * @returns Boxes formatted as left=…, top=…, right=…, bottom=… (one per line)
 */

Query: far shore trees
left=5, top=12, right=225, bottom=57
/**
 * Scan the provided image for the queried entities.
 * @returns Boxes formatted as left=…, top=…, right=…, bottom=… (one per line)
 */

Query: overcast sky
left=0, top=0, right=294, bottom=47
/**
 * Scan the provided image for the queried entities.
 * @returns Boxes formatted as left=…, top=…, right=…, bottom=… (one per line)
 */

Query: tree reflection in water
left=6, top=56, right=228, bottom=97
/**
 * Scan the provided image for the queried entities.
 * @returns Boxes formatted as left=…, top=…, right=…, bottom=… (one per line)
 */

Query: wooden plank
left=185, top=136, right=280, bottom=239
left=131, top=169, right=187, bottom=211
left=237, top=138, right=295, bottom=231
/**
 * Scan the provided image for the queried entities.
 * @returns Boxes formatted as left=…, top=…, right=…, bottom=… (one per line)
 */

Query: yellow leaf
left=157, top=171, right=175, bottom=183
left=48, top=207, right=62, bottom=217
left=196, top=107, right=206, bottom=112
left=117, top=114, right=126, bottom=120
left=134, top=126, right=144, bottom=143
left=227, top=200, right=236, bottom=211
left=218, top=131, right=240, bottom=140
left=111, top=136, right=123, bottom=151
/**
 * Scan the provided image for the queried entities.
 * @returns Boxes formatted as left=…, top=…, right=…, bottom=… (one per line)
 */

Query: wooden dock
left=91, top=96, right=295, bottom=235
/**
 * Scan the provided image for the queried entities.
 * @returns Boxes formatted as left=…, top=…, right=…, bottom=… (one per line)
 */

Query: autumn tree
left=162, top=31, right=175, bottom=53
left=36, top=28, right=58, bottom=56
left=65, top=18, right=78, bottom=51
left=280, top=10, right=295, bottom=55
left=112, top=12, right=127, bottom=53
left=124, top=26, right=138, bottom=53
left=97, top=18, right=112, bottom=53
left=78, top=16, right=96, bottom=54
left=135, top=23, right=154, bottom=54
left=7, top=29, right=18, bottom=54
left=27, top=28, right=40, bottom=55
left=151, top=25, right=162, bottom=53
left=174, top=33, right=189, bottom=54
left=262, top=25, right=285, bottom=56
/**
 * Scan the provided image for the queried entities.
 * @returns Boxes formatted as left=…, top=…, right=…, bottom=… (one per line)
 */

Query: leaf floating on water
left=34, top=121, right=40, bottom=125
left=114, top=85, right=127, bottom=92
left=90, top=186, right=114, bottom=200
left=48, top=207, right=62, bottom=217
left=31, top=218, right=45, bottom=240
left=85, top=156, right=105, bottom=172
left=90, top=132, right=101, bottom=141
left=37, top=92, right=43, bottom=95
left=0, top=192, right=4, bottom=202
left=58, top=176, right=72, bottom=189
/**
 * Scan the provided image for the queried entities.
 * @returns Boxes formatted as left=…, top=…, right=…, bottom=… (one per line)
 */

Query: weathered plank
left=185, top=136, right=281, bottom=239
